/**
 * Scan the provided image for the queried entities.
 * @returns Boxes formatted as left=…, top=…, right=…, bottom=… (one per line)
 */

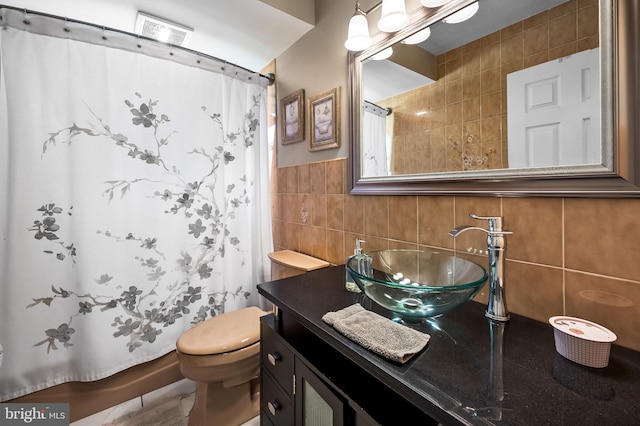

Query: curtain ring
left=102, top=25, right=107, bottom=41
left=23, top=8, right=30, bottom=25
left=63, top=16, right=70, bottom=32
left=137, top=34, right=142, bottom=48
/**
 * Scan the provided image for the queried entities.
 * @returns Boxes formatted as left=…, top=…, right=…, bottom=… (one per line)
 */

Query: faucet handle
left=468, top=214, right=512, bottom=234
left=469, top=213, right=501, bottom=221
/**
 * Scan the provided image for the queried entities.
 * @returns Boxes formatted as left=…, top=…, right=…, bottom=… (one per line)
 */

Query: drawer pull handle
left=268, top=400, right=281, bottom=416
left=268, top=352, right=281, bottom=366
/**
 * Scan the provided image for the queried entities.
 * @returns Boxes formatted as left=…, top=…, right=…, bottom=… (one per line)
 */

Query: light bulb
left=377, top=0, right=409, bottom=33
left=402, top=27, right=431, bottom=44
left=345, top=13, right=372, bottom=51
left=371, top=47, right=393, bottom=61
left=442, top=2, right=479, bottom=24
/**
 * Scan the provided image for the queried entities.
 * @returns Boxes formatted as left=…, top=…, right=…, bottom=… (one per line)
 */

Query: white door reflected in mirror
left=507, top=48, right=601, bottom=169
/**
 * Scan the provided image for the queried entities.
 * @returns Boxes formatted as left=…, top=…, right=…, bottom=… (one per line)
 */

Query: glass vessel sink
left=346, top=250, right=488, bottom=319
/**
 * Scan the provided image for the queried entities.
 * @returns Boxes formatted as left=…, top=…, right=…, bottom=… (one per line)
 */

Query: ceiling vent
left=135, top=12, right=193, bottom=47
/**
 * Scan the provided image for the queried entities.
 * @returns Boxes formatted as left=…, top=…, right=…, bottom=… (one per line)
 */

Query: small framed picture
left=308, top=87, right=340, bottom=151
left=281, top=89, right=304, bottom=144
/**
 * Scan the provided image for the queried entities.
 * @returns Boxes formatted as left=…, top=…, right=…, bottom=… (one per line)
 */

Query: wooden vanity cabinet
left=260, top=313, right=436, bottom=426
left=260, top=314, right=375, bottom=426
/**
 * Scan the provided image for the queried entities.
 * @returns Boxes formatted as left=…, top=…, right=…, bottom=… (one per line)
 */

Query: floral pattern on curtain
left=0, top=11, right=272, bottom=401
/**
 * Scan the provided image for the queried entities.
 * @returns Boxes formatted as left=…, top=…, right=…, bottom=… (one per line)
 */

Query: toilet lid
left=176, top=306, right=266, bottom=355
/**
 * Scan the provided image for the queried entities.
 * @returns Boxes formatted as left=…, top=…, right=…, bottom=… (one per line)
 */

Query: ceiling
left=6, top=0, right=315, bottom=71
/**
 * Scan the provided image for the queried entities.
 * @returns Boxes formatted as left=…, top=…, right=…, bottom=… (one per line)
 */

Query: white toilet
left=176, top=306, right=268, bottom=426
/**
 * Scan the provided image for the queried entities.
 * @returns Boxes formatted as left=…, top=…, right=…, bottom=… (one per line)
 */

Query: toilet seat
left=176, top=306, right=266, bottom=355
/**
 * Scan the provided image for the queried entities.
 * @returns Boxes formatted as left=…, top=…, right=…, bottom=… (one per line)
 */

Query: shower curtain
left=0, top=8, right=273, bottom=401
left=362, top=102, right=389, bottom=177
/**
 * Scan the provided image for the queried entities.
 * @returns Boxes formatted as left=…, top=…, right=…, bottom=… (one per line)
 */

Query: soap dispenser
left=345, top=239, right=373, bottom=292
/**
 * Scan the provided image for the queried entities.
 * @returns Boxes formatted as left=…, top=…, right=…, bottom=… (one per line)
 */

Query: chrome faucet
left=449, top=214, right=512, bottom=322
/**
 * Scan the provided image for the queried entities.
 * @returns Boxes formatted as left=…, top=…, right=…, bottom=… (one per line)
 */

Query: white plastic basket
left=549, top=316, right=617, bottom=368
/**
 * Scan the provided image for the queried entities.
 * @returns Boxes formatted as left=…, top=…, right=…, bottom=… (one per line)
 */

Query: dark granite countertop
left=258, top=265, right=640, bottom=425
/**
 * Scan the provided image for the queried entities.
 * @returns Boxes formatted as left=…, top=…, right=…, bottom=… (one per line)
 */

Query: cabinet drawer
left=261, top=318, right=294, bottom=396
left=261, top=370, right=293, bottom=426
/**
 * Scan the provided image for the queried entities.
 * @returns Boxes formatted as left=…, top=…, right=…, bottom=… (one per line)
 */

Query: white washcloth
left=322, top=303, right=430, bottom=363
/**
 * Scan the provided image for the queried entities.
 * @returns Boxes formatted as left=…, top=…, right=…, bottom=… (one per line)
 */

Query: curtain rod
left=0, top=4, right=275, bottom=86
left=364, top=100, right=392, bottom=116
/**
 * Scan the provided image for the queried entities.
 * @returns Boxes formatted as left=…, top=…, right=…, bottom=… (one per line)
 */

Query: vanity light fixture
left=345, top=1, right=372, bottom=51
left=402, top=26, right=431, bottom=44
left=420, top=0, right=450, bottom=7
left=371, top=47, right=393, bottom=60
left=442, top=1, right=479, bottom=24
left=378, top=0, right=410, bottom=33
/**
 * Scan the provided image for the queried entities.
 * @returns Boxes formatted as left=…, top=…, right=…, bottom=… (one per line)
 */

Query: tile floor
left=70, top=378, right=260, bottom=426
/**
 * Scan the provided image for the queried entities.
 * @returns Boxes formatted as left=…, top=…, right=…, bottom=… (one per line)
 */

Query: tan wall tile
left=310, top=161, right=326, bottom=194
left=285, top=222, right=301, bottom=252
left=523, top=23, right=549, bottom=57
left=549, top=0, right=576, bottom=19
left=500, top=32, right=524, bottom=66
left=364, top=195, right=389, bottom=238
left=504, top=261, right=564, bottom=322
left=481, top=42, right=500, bottom=70
left=462, top=45, right=481, bottom=75
left=503, top=198, right=563, bottom=266
left=310, top=194, right=327, bottom=228
left=418, top=196, right=455, bottom=249
left=524, top=10, right=548, bottom=30
left=299, top=225, right=326, bottom=260
left=445, top=101, right=462, bottom=125
left=284, top=193, right=299, bottom=223
left=445, top=56, right=462, bottom=82
left=446, top=79, right=463, bottom=104
left=272, top=219, right=284, bottom=249
left=327, top=194, right=344, bottom=231
left=577, top=4, right=598, bottom=39
left=326, top=229, right=345, bottom=265
left=344, top=195, right=365, bottom=234
left=549, top=13, right=577, bottom=49
left=271, top=192, right=282, bottom=221
left=501, top=21, right=522, bottom=39
left=286, top=166, right=298, bottom=193
left=481, top=116, right=502, bottom=143
left=566, top=272, right=640, bottom=352
left=463, top=97, right=480, bottom=122
left=463, top=73, right=481, bottom=99
left=482, top=30, right=501, bottom=47
left=326, top=158, right=345, bottom=194
left=481, top=68, right=501, bottom=95
left=298, top=163, right=310, bottom=194
left=277, top=166, right=287, bottom=194
left=565, top=198, right=640, bottom=282
left=388, top=196, right=418, bottom=243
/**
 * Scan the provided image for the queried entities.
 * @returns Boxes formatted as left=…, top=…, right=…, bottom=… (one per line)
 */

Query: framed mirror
left=348, top=0, right=640, bottom=197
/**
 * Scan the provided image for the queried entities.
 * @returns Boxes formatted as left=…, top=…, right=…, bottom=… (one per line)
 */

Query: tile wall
left=271, top=157, right=640, bottom=352
left=380, top=0, right=599, bottom=175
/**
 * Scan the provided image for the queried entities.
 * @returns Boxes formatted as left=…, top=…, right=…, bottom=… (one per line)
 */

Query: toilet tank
left=268, top=250, right=331, bottom=280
